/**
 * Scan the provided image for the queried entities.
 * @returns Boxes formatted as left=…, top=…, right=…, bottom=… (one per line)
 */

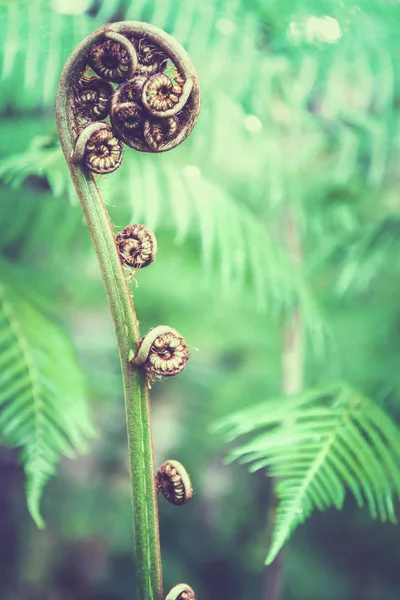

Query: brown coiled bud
left=142, top=73, right=183, bottom=113
left=83, top=125, right=123, bottom=174
left=113, top=101, right=145, bottom=132
left=116, top=224, right=157, bottom=269
left=165, top=584, right=197, bottom=600
left=156, top=460, right=193, bottom=506
left=74, top=75, right=114, bottom=120
left=144, top=116, right=179, bottom=151
left=131, top=326, right=189, bottom=380
left=88, top=38, right=136, bottom=82
left=122, top=74, right=148, bottom=101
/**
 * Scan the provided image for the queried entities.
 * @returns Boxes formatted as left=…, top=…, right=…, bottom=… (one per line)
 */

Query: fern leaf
left=216, top=384, right=400, bottom=564
left=0, top=137, right=327, bottom=342
left=336, top=217, right=400, bottom=294
left=0, top=268, right=95, bottom=527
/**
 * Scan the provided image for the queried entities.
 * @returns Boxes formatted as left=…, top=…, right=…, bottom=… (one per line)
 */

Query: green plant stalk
left=264, top=208, right=304, bottom=600
left=56, top=28, right=162, bottom=600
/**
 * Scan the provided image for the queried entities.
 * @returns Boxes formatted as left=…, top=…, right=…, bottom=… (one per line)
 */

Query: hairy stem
left=56, top=27, right=162, bottom=600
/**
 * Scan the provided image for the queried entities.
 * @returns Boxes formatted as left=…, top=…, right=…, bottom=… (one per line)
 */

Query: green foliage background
left=1, top=0, right=400, bottom=599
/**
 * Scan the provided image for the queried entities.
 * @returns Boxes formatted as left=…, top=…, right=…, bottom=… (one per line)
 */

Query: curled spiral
left=74, top=75, right=114, bottom=120
left=156, top=460, right=193, bottom=506
left=131, top=325, right=189, bottom=380
left=73, top=122, right=123, bottom=174
left=106, top=23, right=200, bottom=152
left=67, top=23, right=201, bottom=155
left=115, top=224, right=157, bottom=268
left=65, top=21, right=200, bottom=164
left=144, top=116, right=179, bottom=151
left=113, top=100, right=146, bottom=133
left=165, top=584, right=197, bottom=600
left=88, top=32, right=137, bottom=82
left=142, top=73, right=183, bottom=113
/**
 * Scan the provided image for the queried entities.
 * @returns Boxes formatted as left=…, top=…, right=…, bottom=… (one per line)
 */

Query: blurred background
left=1, top=0, right=400, bottom=599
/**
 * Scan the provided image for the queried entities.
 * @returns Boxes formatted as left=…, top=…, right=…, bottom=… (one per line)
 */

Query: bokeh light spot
left=244, top=115, right=262, bottom=133
left=183, top=165, right=202, bottom=180
left=216, top=18, right=236, bottom=36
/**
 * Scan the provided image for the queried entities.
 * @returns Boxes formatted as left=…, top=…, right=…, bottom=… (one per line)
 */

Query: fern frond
left=0, top=133, right=74, bottom=200
left=336, top=216, right=400, bottom=294
left=113, top=151, right=294, bottom=310
left=0, top=266, right=95, bottom=527
left=0, top=0, right=94, bottom=110
left=0, top=137, right=327, bottom=342
left=216, top=383, right=400, bottom=564
left=0, top=132, right=85, bottom=261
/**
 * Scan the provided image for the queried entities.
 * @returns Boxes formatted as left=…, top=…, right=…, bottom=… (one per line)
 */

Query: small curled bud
left=88, top=32, right=137, bottom=82
left=142, top=73, right=183, bottom=113
left=142, top=73, right=194, bottom=119
left=165, top=583, right=197, bottom=600
left=73, top=122, right=123, bottom=174
left=131, top=325, right=189, bottom=380
left=84, top=126, right=123, bottom=174
left=144, top=116, right=180, bottom=152
left=113, top=101, right=145, bottom=132
left=156, top=460, right=193, bottom=506
left=116, top=224, right=157, bottom=269
left=74, top=75, right=114, bottom=120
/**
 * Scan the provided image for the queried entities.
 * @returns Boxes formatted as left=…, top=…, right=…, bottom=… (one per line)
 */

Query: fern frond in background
left=0, top=137, right=323, bottom=325
left=0, top=263, right=95, bottom=527
left=216, top=384, right=400, bottom=564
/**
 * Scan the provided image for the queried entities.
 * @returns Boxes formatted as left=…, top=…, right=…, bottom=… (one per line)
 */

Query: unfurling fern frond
left=0, top=270, right=95, bottom=527
left=216, top=384, right=400, bottom=564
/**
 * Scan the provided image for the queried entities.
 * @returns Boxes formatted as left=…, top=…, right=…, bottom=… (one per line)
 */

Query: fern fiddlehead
left=73, top=121, right=124, bottom=174
left=131, top=325, right=189, bottom=382
left=56, top=21, right=200, bottom=600
left=156, top=460, right=193, bottom=506
left=88, top=32, right=138, bottom=82
left=116, top=223, right=158, bottom=269
left=74, top=75, right=114, bottom=120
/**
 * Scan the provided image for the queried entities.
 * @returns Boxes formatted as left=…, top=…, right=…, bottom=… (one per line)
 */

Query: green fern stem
left=56, top=28, right=162, bottom=600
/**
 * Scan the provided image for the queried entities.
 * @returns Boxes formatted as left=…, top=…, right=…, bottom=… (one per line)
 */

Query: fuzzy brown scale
left=84, top=126, right=123, bottom=174
left=88, top=39, right=132, bottom=82
left=156, top=461, right=193, bottom=506
left=115, top=224, right=157, bottom=268
left=146, top=331, right=189, bottom=378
